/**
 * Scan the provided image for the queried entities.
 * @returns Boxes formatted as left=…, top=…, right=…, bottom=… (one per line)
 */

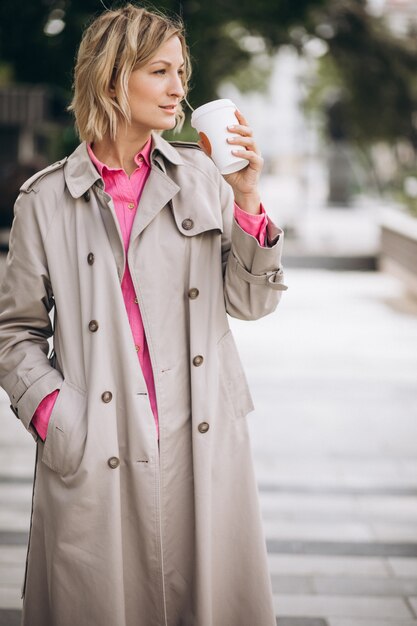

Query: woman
left=0, top=4, right=287, bottom=626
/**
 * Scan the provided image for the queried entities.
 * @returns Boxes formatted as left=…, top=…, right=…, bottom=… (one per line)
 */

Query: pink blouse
left=31, top=138, right=270, bottom=441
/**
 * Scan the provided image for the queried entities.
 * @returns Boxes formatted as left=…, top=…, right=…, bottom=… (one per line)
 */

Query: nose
left=169, top=72, right=185, bottom=99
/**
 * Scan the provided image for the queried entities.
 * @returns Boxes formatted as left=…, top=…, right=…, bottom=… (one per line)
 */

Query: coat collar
left=64, top=131, right=184, bottom=199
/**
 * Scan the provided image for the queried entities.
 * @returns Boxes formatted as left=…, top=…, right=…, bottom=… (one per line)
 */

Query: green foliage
left=1, top=0, right=417, bottom=179
left=0, top=0, right=325, bottom=114
left=315, top=0, right=417, bottom=148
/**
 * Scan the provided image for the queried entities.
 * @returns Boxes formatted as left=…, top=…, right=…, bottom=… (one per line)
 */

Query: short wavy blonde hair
left=68, top=3, right=192, bottom=142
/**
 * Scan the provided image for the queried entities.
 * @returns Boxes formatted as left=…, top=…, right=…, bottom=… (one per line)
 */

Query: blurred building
left=0, top=85, right=69, bottom=235
left=0, top=85, right=58, bottom=166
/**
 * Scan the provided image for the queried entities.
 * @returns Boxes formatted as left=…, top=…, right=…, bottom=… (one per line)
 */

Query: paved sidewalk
left=0, top=267, right=416, bottom=625
left=232, top=267, right=417, bottom=625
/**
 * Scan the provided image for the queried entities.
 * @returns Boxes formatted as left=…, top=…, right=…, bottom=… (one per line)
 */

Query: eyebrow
left=149, top=60, right=185, bottom=67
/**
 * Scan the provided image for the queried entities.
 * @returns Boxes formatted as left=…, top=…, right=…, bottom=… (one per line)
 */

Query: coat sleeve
left=219, top=175, right=288, bottom=321
left=0, top=191, right=63, bottom=440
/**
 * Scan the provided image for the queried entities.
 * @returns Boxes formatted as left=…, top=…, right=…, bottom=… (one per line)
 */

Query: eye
left=153, top=69, right=166, bottom=75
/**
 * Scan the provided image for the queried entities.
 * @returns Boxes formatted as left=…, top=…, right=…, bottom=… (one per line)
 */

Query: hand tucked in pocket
left=31, top=389, right=60, bottom=441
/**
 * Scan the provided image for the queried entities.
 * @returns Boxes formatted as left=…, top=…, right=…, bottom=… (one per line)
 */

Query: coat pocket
left=217, top=330, right=254, bottom=419
left=40, top=379, right=87, bottom=476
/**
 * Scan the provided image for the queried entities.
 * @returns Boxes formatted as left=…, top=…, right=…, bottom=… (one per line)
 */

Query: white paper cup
left=190, top=99, right=249, bottom=175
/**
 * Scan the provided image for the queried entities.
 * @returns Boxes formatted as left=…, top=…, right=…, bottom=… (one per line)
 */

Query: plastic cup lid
left=191, top=99, right=236, bottom=126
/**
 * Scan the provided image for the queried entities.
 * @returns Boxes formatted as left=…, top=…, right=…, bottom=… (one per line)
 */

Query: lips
left=160, top=105, right=177, bottom=110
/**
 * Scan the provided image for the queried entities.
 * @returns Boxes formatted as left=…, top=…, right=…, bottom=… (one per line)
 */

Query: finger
left=227, top=136, right=259, bottom=154
left=227, top=123, right=253, bottom=137
left=231, top=149, right=263, bottom=167
left=234, top=108, right=249, bottom=126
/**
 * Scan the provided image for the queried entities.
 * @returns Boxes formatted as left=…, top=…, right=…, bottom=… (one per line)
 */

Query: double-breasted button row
left=101, top=391, right=113, bottom=403
left=182, top=218, right=194, bottom=231
left=193, top=355, right=204, bottom=367
left=107, top=456, right=120, bottom=469
left=89, top=320, right=99, bottom=332
left=188, top=287, right=199, bottom=299
left=198, top=422, right=210, bottom=433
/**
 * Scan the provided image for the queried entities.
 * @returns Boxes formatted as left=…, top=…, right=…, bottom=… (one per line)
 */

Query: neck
left=92, top=127, right=152, bottom=176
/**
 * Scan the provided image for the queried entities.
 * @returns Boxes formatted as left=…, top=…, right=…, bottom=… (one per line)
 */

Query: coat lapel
left=95, top=187, right=126, bottom=282
left=128, top=131, right=183, bottom=243
left=64, top=134, right=183, bottom=269
left=129, top=165, right=180, bottom=243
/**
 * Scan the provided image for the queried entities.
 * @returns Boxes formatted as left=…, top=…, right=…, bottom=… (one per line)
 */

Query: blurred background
left=1, top=1, right=417, bottom=624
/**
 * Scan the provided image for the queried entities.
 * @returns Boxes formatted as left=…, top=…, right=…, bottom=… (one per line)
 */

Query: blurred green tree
left=0, top=0, right=325, bottom=116
left=1, top=0, right=416, bottom=162
left=302, top=0, right=417, bottom=197
left=306, top=0, right=417, bottom=149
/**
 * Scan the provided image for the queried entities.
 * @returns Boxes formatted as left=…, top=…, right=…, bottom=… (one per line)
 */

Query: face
left=124, top=35, right=185, bottom=135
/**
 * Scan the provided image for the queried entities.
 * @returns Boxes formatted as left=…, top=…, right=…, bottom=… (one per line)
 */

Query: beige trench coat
left=0, top=131, right=287, bottom=626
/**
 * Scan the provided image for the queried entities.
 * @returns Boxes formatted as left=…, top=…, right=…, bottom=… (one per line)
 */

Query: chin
left=155, top=117, right=178, bottom=132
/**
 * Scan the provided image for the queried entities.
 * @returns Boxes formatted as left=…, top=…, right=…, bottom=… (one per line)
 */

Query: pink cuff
left=233, top=202, right=268, bottom=247
left=31, top=389, right=59, bottom=441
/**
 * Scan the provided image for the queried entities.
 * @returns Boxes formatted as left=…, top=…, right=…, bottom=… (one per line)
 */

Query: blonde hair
left=68, top=3, right=192, bottom=142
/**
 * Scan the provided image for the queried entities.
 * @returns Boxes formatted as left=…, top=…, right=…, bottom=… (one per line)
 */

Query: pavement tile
left=257, top=459, right=417, bottom=491
left=260, top=484, right=417, bottom=497
left=263, top=520, right=375, bottom=541
left=0, top=610, right=21, bottom=626
left=268, top=555, right=391, bottom=577
left=370, top=522, right=417, bottom=542
left=0, top=548, right=27, bottom=567
left=388, top=559, right=417, bottom=577
left=272, top=574, right=417, bottom=597
left=259, top=493, right=417, bottom=521
left=312, top=575, right=417, bottom=596
left=273, top=594, right=413, bottom=619
left=327, top=617, right=417, bottom=626
left=262, top=508, right=417, bottom=527
left=0, top=484, right=32, bottom=505
left=267, top=539, right=417, bottom=558
left=0, top=512, right=30, bottom=533
left=0, top=532, right=28, bottom=546
left=0, top=564, right=24, bottom=586
left=409, top=597, right=417, bottom=617
left=272, top=576, right=315, bottom=594
left=0, top=587, right=21, bottom=610
left=276, top=617, right=328, bottom=626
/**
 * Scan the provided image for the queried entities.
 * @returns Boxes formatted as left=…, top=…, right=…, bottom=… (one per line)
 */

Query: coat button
left=87, top=252, right=95, bottom=265
left=88, top=320, right=99, bottom=332
left=83, top=190, right=90, bottom=202
left=101, top=391, right=113, bottom=403
left=198, top=422, right=210, bottom=433
left=193, top=355, right=204, bottom=367
left=108, top=456, right=120, bottom=469
left=182, top=218, right=194, bottom=231
left=188, top=288, right=199, bottom=299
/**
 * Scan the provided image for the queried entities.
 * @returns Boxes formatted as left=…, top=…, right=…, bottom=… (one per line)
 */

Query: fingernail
left=228, top=125, right=237, bottom=129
